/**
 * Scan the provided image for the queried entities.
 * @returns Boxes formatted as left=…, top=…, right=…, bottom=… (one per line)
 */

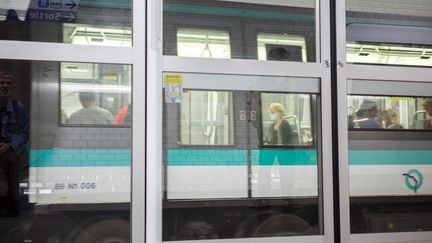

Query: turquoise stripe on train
left=168, top=149, right=248, bottom=166
left=30, top=150, right=131, bottom=167
left=251, top=150, right=318, bottom=166
left=349, top=150, right=432, bottom=165
left=167, top=149, right=317, bottom=166
left=30, top=149, right=432, bottom=167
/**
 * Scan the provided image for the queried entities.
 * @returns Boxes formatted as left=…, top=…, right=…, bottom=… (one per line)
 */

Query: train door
left=147, top=0, right=334, bottom=242
left=161, top=74, right=323, bottom=240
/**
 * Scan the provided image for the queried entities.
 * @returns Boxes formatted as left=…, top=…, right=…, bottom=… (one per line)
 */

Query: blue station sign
left=27, top=0, right=79, bottom=22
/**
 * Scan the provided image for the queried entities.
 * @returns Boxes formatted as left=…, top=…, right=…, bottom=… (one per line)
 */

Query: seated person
left=68, top=92, right=113, bottom=125
left=114, top=105, right=129, bottom=125
left=422, top=98, right=432, bottom=129
left=354, top=100, right=382, bottom=129
left=383, top=109, right=404, bottom=129
left=266, top=103, right=292, bottom=145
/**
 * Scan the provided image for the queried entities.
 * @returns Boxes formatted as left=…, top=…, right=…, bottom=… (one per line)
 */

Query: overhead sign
left=27, top=0, right=79, bottom=23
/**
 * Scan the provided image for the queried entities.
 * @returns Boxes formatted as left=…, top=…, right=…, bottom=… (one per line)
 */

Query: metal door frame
left=146, top=0, right=335, bottom=242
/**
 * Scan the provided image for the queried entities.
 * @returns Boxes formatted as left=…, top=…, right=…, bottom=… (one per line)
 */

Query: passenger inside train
left=115, top=104, right=131, bottom=125
left=265, top=103, right=292, bottom=145
left=383, top=109, right=404, bottom=129
left=349, top=96, right=432, bottom=130
left=67, top=92, right=114, bottom=125
left=353, top=100, right=382, bottom=129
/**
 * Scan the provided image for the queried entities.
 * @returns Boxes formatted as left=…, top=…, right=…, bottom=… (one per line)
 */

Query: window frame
left=347, top=94, right=432, bottom=132
left=58, top=63, right=132, bottom=128
left=177, top=88, right=235, bottom=147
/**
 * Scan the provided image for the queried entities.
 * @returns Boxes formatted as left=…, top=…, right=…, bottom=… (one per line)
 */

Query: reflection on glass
left=348, top=95, right=432, bottom=130
left=164, top=0, right=317, bottom=61
left=60, top=62, right=132, bottom=126
left=261, top=93, right=313, bottom=145
left=177, top=29, right=231, bottom=59
left=0, top=60, right=131, bottom=242
left=180, top=90, right=233, bottom=145
left=0, top=1, right=132, bottom=45
left=0, top=70, right=28, bottom=218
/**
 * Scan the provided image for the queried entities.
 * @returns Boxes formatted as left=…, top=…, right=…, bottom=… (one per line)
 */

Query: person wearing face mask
left=267, top=103, right=292, bottom=145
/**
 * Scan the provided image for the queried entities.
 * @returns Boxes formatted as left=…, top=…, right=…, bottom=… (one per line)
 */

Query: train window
left=0, top=60, right=131, bottom=242
left=176, top=28, right=231, bottom=59
left=346, top=1, right=432, bottom=67
left=261, top=93, right=314, bottom=146
left=60, top=62, right=132, bottom=126
left=63, top=25, right=132, bottom=47
left=347, top=42, right=432, bottom=67
left=164, top=0, right=318, bottom=61
left=180, top=90, right=234, bottom=145
left=348, top=95, right=432, bottom=130
left=257, top=33, right=307, bottom=62
left=0, top=1, right=132, bottom=45
left=163, top=73, right=322, bottom=241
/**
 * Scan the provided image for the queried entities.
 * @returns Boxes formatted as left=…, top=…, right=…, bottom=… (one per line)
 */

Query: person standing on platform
left=0, top=71, right=29, bottom=217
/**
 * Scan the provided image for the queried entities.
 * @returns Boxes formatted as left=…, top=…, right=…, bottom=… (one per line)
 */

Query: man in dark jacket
left=0, top=71, right=29, bottom=217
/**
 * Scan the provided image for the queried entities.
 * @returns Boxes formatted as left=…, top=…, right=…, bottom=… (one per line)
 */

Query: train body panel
left=29, top=166, right=130, bottom=204
left=167, top=166, right=248, bottom=199
left=251, top=165, right=318, bottom=197
left=166, top=150, right=432, bottom=199
left=349, top=164, right=432, bottom=196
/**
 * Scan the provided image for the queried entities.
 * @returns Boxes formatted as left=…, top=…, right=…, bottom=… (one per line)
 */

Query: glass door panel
left=348, top=80, right=432, bottom=234
left=162, top=73, right=323, bottom=240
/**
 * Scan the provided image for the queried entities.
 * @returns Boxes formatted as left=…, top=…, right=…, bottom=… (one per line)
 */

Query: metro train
left=0, top=0, right=432, bottom=242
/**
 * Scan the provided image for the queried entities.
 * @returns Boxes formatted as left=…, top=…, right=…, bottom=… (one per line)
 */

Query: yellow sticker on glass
left=165, top=74, right=183, bottom=103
